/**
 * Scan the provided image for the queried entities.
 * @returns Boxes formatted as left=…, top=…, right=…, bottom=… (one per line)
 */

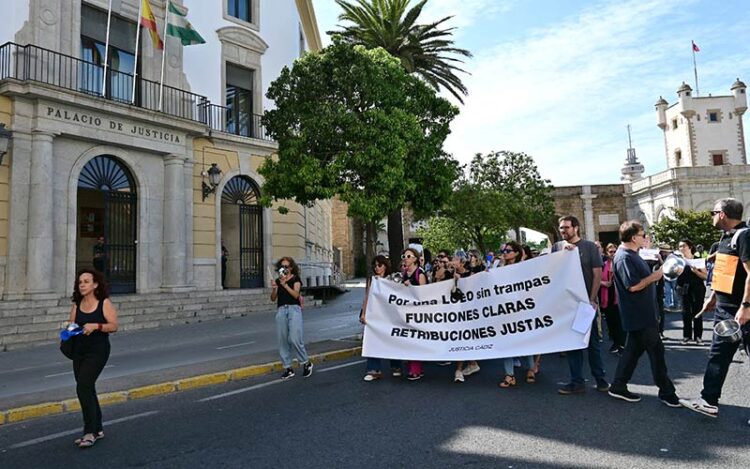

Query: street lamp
left=201, top=163, right=222, bottom=201
left=0, top=123, right=12, bottom=166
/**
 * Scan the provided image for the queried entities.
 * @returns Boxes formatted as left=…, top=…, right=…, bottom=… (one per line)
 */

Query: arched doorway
left=221, top=176, right=263, bottom=288
left=76, top=155, right=137, bottom=294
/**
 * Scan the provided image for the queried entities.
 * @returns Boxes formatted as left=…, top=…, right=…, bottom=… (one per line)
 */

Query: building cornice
left=295, top=0, right=323, bottom=52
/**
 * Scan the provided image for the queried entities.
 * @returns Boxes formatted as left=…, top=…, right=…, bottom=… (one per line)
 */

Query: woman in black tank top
left=401, top=248, right=427, bottom=381
left=68, top=269, right=119, bottom=448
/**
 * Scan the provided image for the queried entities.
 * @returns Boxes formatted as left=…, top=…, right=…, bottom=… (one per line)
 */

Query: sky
left=312, top=0, right=750, bottom=186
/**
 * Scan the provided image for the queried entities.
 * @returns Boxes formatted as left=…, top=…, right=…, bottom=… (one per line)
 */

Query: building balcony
left=0, top=42, right=272, bottom=142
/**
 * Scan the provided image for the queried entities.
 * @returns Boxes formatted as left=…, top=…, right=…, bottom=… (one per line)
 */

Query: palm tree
left=331, top=0, right=472, bottom=262
left=331, top=0, right=472, bottom=103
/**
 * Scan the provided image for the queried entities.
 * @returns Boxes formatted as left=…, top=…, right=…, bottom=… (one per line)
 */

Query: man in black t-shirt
left=608, top=220, right=679, bottom=406
left=680, top=198, right=750, bottom=419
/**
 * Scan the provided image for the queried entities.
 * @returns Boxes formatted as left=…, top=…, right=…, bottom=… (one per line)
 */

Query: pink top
left=600, top=258, right=618, bottom=308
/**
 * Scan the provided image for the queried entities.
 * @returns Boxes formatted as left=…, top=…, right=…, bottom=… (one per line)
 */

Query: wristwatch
left=742, top=301, right=750, bottom=308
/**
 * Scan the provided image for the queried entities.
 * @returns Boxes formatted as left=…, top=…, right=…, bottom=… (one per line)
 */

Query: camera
left=278, top=267, right=290, bottom=278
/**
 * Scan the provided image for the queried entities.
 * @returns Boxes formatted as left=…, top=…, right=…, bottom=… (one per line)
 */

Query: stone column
left=580, top=185, right=597, bottom=242
left=163, top=155, right=186, bottom=288
left=26, top=131, right=55, bottom=293
left=183, top=159, right=194, bottom=287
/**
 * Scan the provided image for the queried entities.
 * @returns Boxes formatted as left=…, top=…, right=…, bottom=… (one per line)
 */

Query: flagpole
left=101, top=0, right=113, bottom=97
left=158, top=0, right=170, bottom=111
left=131, top=0, right=143, bottom=104
left=692, top=40, right=700, bottom=97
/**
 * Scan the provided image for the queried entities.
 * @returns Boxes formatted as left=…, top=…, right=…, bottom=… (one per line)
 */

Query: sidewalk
left=0, top=280, right=367, bottom=424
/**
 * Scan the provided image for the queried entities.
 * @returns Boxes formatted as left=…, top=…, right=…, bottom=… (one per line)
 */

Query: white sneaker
left=454, top=370, right=465, bottom=383
left=463, top=363, right=480, bottom=376
left=679, top=397, right=718, bottom=418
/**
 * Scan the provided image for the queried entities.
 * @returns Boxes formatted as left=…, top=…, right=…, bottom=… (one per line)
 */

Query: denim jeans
left=502, top=355, right=534, bottom=376
left=701, top=305, right=750, bottom=406
left=275, top=305, right=309, bottom=369
left=612, top=326, right=676, bottom=399
left=366, top=357, right=402, bottom=373
left=663, top=280, right=683, bottom=312
left=567, top=318, right=606, bottom=385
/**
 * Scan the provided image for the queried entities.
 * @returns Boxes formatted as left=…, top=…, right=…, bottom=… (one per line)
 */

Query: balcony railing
left=0, top=42, right=273, bottom=142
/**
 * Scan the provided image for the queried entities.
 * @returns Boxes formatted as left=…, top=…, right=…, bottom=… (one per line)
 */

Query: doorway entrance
left=221, top=176, right=263, bottom=288
left=77, top=155, right=137, bottom=294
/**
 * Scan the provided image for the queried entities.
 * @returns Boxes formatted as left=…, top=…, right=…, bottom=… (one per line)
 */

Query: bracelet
left=97, top=323, right=103, bottom=331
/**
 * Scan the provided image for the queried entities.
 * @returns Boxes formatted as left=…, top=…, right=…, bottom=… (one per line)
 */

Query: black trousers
left=602, top=304, right=626, bottom=348
left=612, top=326, right=676, bottom=399
left=681, top=296, right=704, bottom=340
left=701, top=305, right=750, bottom=406
left=73, top=341, right=110, bottom=434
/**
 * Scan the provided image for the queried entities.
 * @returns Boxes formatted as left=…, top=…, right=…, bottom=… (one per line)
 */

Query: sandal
left=498, top=375, right=516, bottom=388
left=526, top=370, right=536, bottom=384
left=78, top=434, right=97, bottom=448
left=74, top=431, right=104, bottom=445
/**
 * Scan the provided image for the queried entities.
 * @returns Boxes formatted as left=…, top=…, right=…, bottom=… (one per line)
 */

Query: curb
left=0, top=346, right=362, bottom=426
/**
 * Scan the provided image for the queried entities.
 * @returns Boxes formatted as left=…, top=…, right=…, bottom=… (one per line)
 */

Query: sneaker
left=558, top=383, right=586, bottom=395
left=437, top=362, right=452, bottom=366
left=454, top=370, right=465, bottom=383
left=609, top=344, right=620, bottom=354
left=681, top=338, right=691, bottom=345
left=281, top=368, right=295, bottom=380
left=660, top=395, right=682, bottom=408
left=608, top=387, right=641, bottom=402
left=595, top=379, right=610, bottom=392
left=391, top=368, right=402, bottom=378
left=694, top=338, right=703, bottom=346
left=463, top=363, right=481, bottom=376
left=407, top=373, right=422, bottom=381
left=679, top=397, right=718, bottom=418
left=363, top=371, right=381, bottom=382
left=303, top=361, right=313, bottom=378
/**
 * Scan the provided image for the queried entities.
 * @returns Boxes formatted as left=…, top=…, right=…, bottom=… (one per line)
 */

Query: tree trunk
left=514, top=226, right=522, bottom=242
left=387, top=208, right=405, bottom=262
left=365, top=221, right=378, bottom=271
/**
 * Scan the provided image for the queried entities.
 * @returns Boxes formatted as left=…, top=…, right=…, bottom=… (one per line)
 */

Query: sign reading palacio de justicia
left=45, top=106, right=184, bottom=143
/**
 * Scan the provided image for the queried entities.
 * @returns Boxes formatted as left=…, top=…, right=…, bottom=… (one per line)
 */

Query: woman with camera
left=676, top=239, right=708, bottom=345
left=69, top=269, right=119, bottom=448
left=270, top=257, right=313, bottom=380
left=360, top=255, right=402, bottom=381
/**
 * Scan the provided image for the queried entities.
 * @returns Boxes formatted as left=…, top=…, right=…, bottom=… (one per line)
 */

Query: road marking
left=44, top=365, right=113, bottom=379
left=8, top=411, right=159, bottom=449
left=215, top=341, right=256, bottom=350
left=198, top=380, right=283, bottom=402
left=0, top=362, right=67, bottom=375
left=318, top=360, right=365, bottom=373
left=199, top=359, right=366, bottom=402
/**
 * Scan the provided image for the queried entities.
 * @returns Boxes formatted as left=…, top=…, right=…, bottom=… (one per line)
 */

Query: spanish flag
left=140, top=0, right=163, bottom=50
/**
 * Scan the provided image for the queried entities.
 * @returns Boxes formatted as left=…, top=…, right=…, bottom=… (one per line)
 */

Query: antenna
left=626, top=124, right=636, bottom=164
left=627, top=124, right=633, bottom=149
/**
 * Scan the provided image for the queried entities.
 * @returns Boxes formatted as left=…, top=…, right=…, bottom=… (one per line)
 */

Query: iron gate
left=104, top=191, right=137, bottom=294
left=239, top=204, right=263, bottom=288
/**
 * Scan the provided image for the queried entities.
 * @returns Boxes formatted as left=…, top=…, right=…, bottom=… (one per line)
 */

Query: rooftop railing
left=0, top=42, right=273, bottom=142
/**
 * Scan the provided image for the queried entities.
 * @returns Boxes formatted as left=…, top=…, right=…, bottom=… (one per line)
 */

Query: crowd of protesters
left=359, top=198, right=750, bottom=427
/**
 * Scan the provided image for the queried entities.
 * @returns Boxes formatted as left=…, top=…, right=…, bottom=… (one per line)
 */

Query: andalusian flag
left=140, top=0, right=163, bottom=50
left=166, top=1, right=205, bottom=46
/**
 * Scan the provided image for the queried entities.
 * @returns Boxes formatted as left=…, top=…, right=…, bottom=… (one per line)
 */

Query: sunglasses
left=501, top=248, right=514, bottom=254
left=401, top=254, right=415, bottom=260
left=711, top=210, right=722, bottom=215
left=280, top=264, right=291, bottom=268
left=374, top=263, right=384, bottom=268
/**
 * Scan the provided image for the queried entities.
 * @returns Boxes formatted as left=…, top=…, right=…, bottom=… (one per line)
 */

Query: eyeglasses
left=401, top=254, right=415, bottom=260
left=558, top=225, right=573, bottom=230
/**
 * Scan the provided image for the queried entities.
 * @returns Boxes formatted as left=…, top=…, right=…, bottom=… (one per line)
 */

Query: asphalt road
left=0, top=283, right=366, bottom=408
left=1, top=318, right=749, bottom=469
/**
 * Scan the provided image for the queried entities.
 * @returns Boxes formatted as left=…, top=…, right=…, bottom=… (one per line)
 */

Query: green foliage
left=259, top=41, right=458, bottom=228
left=331, top=0, right=472, bottom=103
left=416, top=216, right=466, bottom=253
left=650, top=208, right=719, bottom=251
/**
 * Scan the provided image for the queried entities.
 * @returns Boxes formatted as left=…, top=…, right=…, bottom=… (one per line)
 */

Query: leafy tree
left=416, top=216, right=466, bottom=253
left=650, top=208, right=719, bottom=253
left=259, top=41, right=458, bottom=264
left=469, top=151, right=555, bottom=239
left=331, top=0, right=471, bottom=261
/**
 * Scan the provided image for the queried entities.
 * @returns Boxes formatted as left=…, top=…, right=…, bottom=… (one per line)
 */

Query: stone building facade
left=0, top=0, right=332, bottom=349
left=552, top=184, right=628, bottom=246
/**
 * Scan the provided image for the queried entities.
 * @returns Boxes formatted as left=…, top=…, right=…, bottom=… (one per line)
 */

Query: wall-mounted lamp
left=0, top=123, right=12, bottom=166
left=201, top=163, right=222, bottom=201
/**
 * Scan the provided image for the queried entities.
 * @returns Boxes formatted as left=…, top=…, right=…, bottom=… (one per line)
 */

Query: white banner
left=362, top=250, right=595, bottom=361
